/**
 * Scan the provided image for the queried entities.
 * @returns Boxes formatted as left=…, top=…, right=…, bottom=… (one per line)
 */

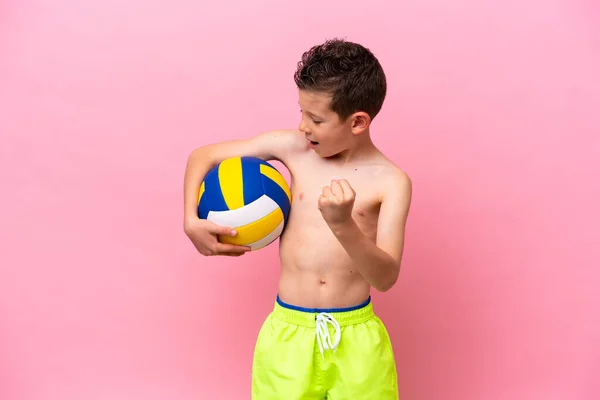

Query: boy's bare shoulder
left=260, top=129, right=308, bottom=150
left=383, top=162, right=411, bottom=185
left=254, top=129, right=309, bottom=161
left=373, top=155, right=412, bottom=201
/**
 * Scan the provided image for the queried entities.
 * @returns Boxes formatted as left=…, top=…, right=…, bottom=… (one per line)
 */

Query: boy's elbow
left=189, top=146, right=210, bottom=162
left=187, top=146, right=217, bottom=171
left=375, top=267, right=400, bottom=292
left=375, top=280, right=396, bottom=293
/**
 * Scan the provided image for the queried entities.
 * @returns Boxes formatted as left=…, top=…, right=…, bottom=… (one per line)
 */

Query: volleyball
left=197, top=156, right=292, bottom=251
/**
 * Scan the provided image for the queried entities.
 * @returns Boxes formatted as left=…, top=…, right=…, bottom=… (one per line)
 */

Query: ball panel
left=198, top=181, right=210, bottom=219
left=241, top=157, right=266, bottom=205
left=218, top=207, right=284, bottom=246
left=197, top=181, right=206, bottom=204
left=259, top=164, right=291, bottom=203
left=203, top=165, right=229, bottom=212
left=246, top=220, right=285, bottom=250
left=261, top=175, right=291, bottom=224
left=217, top=157, right=245, bottom=210
left=206, top=195, right=278, bottom=228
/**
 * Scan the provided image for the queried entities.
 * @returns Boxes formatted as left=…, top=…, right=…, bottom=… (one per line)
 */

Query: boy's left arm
left=321, top=172, right=412, bottom=292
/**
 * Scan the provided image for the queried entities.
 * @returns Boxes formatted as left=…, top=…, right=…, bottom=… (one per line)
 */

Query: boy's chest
left=288, top=164, right=382, bottom=218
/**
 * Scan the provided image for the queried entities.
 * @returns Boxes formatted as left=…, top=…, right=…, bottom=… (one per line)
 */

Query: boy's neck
left=327, top=131, right=380, bottom=165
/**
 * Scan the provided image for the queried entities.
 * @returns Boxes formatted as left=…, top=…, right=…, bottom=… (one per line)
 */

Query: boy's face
left=297, top=90, right=356, bottom=158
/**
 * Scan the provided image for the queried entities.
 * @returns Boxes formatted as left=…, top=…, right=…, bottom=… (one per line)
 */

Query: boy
left=183, top=39, right=412, bottom=399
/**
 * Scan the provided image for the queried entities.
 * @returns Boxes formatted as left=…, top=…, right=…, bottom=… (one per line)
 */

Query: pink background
left=1, top=0, right=599, bottom=399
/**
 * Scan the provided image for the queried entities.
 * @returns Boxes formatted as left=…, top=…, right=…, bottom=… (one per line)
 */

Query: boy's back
left=183, top=39, right=411, bottom=399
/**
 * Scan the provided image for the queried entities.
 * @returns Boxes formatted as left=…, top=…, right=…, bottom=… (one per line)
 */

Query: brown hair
left=294, top=38, right=387, bottom=120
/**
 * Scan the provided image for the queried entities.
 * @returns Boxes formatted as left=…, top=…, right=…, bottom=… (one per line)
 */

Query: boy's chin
left=318, top=148, right=344, bottom=159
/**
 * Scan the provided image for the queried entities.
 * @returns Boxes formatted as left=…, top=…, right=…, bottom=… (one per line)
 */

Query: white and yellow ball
left=197, top=156, right=292, bottom=251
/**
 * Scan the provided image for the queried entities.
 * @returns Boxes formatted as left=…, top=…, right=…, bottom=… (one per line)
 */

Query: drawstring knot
left=315, top=312, right=341, bottom=360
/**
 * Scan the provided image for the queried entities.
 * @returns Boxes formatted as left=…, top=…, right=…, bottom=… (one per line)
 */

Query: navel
left=319, top=277, right=326, bottom=285
left=356, top=209, right=365, bottom=216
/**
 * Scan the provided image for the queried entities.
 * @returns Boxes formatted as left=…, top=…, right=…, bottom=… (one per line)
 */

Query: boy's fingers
left=215, top=243, right=251, bottom=254
left=338, top=179, right=355, bottom=199
left=330, top=180, right=344, bottom=198
left=208, top=223, right=237, bottom=236
left=221, top=252, right=246, bottom=257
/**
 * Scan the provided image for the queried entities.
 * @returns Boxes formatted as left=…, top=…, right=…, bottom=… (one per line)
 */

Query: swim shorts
left=251, top=295, right=398, bottom=399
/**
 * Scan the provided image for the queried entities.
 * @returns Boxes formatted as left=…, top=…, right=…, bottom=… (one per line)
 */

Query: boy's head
left=294, top=38, right=387, bottom=157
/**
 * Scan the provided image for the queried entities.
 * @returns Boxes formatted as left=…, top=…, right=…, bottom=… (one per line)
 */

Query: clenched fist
left=318, top=179, right=356, bottom=227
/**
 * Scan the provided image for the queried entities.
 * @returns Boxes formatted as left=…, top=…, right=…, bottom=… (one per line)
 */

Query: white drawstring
left=315, top=312, right=341, bottom=360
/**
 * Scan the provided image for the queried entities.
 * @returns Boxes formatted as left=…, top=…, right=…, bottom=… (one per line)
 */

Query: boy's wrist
left=184, top=214, right=199, bottom=230
left=328, top=218, right=361, bottom=239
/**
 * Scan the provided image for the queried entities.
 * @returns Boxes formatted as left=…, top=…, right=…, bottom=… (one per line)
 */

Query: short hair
left=294, top=38, right=387, bottom=120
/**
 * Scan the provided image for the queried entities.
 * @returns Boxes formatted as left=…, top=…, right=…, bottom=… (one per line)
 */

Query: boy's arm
left=183, top=130, right=300, bottom=226
left=324, top=171, right=412, bottom=292
left=183, top=130, right=303, bottom=256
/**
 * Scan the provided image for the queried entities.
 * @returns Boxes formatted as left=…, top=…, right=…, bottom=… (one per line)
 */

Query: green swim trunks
left=251, top=296, right=398, bottom=399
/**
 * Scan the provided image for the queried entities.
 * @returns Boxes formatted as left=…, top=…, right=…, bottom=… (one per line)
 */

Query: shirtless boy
left=183, top=39, right=412, bottom=399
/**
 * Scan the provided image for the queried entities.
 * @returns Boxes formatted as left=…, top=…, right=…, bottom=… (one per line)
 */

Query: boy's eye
left=300, top=109, right=322, bottom=125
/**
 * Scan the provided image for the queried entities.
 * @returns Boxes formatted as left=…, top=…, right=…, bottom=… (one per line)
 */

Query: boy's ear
left=350, top=111, right=371, bottom=135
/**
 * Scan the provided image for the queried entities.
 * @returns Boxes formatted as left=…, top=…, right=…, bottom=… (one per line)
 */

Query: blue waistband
left=276, top=295, right=371, bottom=313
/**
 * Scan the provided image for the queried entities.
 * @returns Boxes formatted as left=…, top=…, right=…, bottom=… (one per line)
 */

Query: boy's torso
left=274, top=132, right=398, bottom=309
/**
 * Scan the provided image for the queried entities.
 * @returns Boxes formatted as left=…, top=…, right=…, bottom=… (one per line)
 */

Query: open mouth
left=307, top=138, right=319, bottom=145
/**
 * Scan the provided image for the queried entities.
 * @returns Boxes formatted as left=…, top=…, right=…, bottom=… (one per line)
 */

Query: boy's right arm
left=183, top=129, right=301, bottom=257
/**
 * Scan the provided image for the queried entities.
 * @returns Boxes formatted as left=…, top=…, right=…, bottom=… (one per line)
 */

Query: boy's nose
left=298, top=119, right=309, bottom=134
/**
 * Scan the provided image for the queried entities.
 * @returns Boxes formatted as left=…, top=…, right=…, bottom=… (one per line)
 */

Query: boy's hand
left=318, top=179, right=356, bottom=228
left=184, top=218, right=251, bottom=257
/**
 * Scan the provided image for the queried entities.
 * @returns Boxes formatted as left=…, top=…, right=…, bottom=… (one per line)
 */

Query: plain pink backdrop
left=1, top=0, right=599, bottom=399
